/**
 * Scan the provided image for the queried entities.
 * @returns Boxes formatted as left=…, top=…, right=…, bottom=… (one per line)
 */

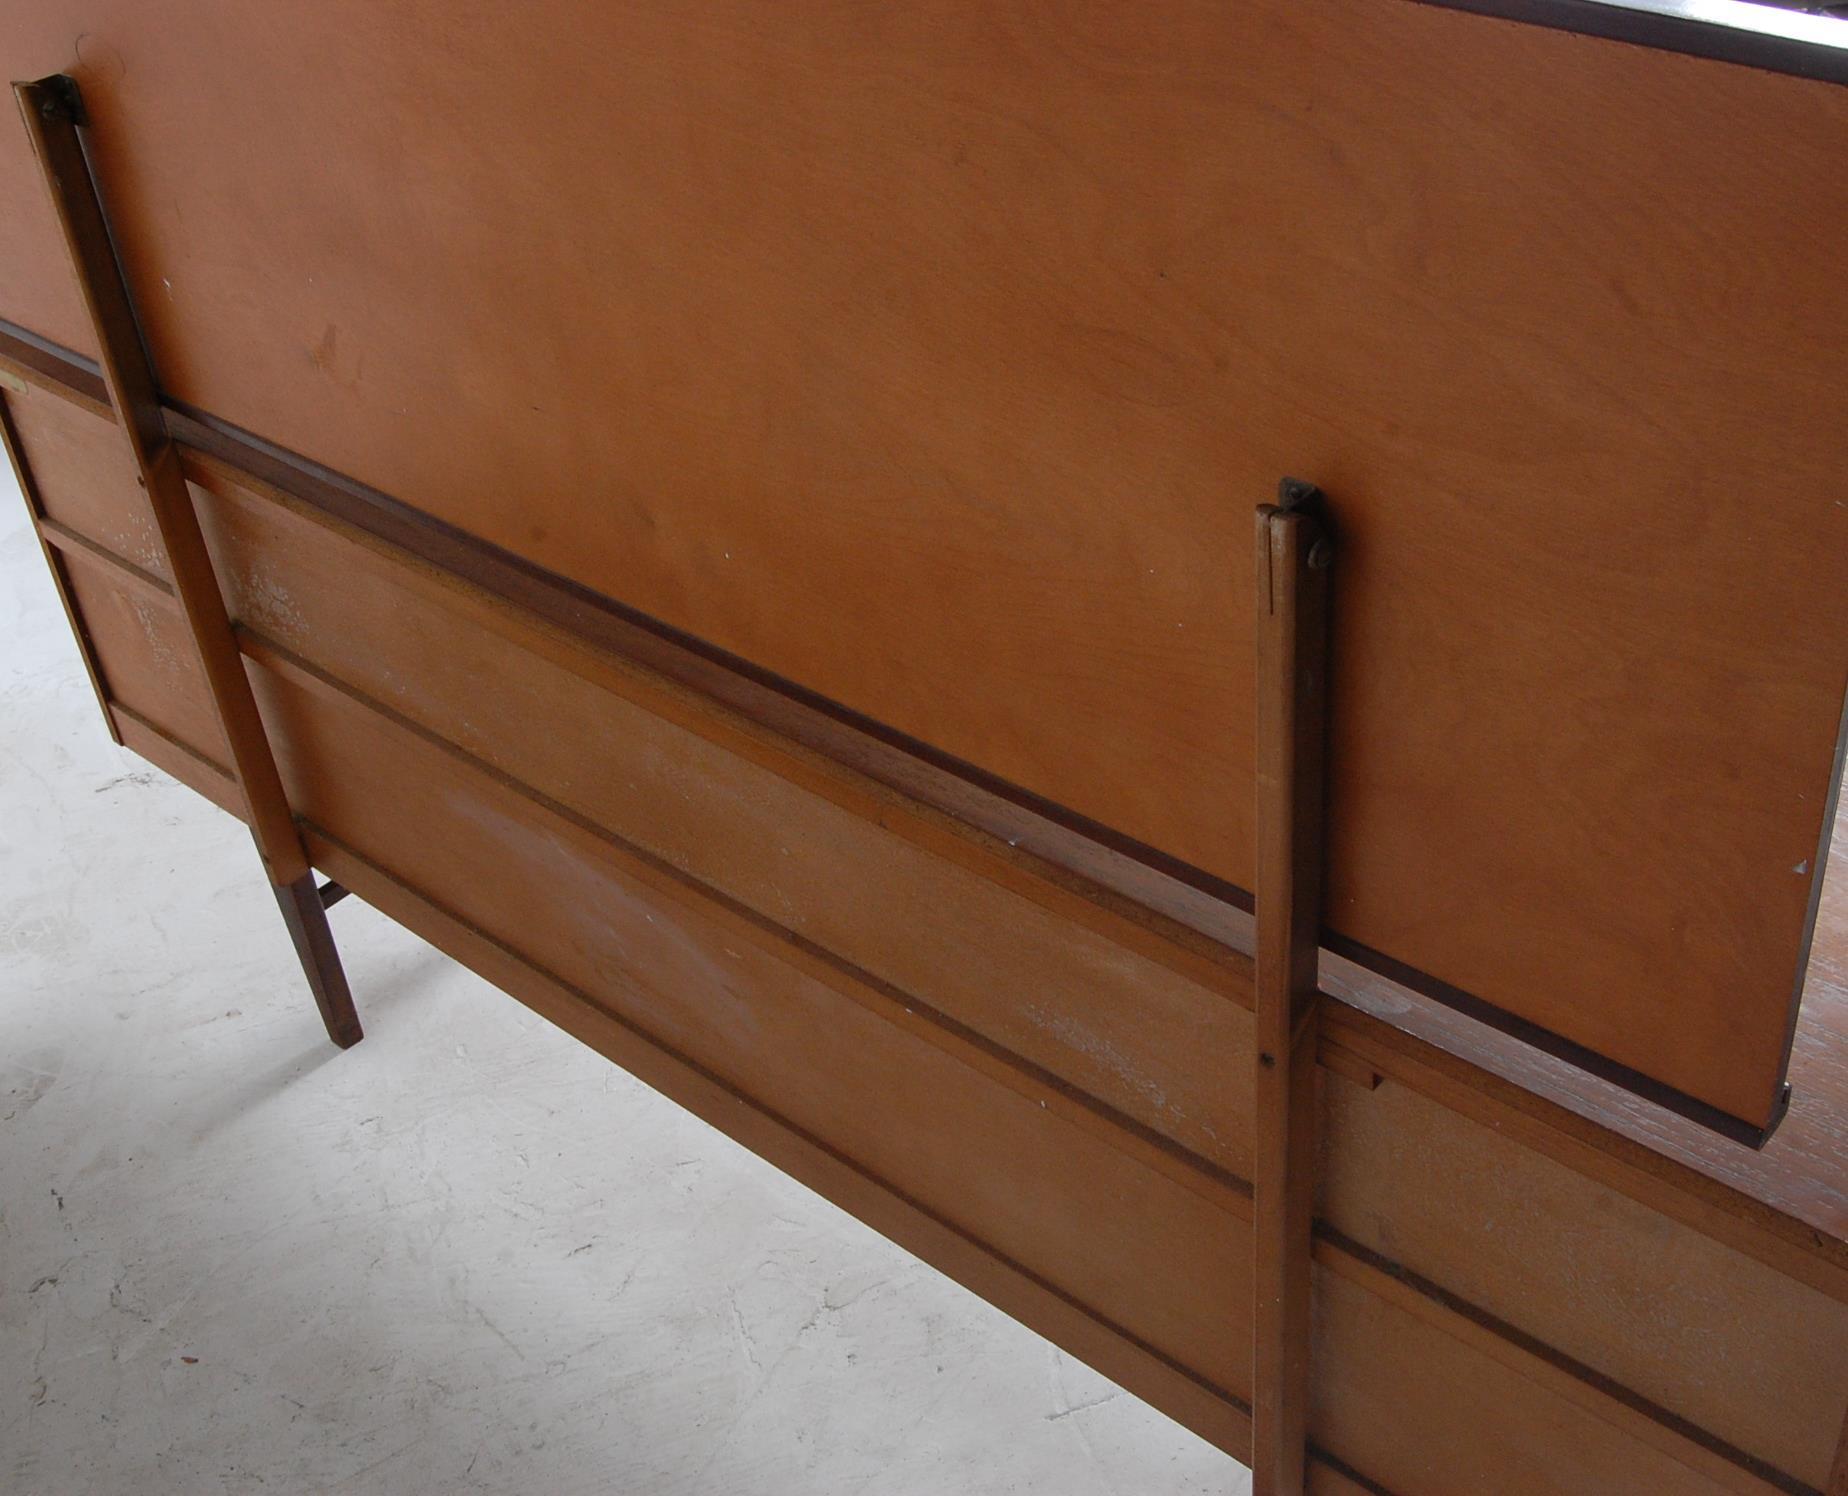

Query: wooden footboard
left=6, top=2, right=1848, bottom=1487
left=6, top=347, right=1844, bottom=1493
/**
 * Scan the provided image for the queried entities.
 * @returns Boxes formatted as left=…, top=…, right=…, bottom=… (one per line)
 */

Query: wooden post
left=1251, top=478, right=1332, bottom=1495
left=14, top=74, right=361, bottom=1048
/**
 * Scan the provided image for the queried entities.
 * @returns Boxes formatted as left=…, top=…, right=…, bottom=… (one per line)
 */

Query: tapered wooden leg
left=1250, top=479, right=1333, bottom=1496
left=16, top=74, right=362, bottom=1048
left=275, top=874, right=363, bottom=1048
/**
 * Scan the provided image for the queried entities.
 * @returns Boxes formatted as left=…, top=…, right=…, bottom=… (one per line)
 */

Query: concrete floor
left=0, top=467, right=1244, bottom=1494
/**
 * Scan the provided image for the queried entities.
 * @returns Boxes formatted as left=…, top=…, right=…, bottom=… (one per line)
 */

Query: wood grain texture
left=16, top=372, right=1848, bottom=1485
left=55, top=544, right=223, bottom=762
left=184, top=460, right=1261, bottom=1180
left=104, top=630, right=1825, bottom=1493
left=32, top=448, right=1833, bottom=1484
left=249, top=651, right=1811, bottom=1492
left=1, top=0, right=1845, bottom=1127
left=183, top=448, right=1848, bottom=1486
left=1321, top=1076, right=1848, bottom=1486
left=5, top=372, right=167, bottom=580
left=1251, top=491, right=1333, bottom=1494
left=15, top=341, right=1841, bottom=1298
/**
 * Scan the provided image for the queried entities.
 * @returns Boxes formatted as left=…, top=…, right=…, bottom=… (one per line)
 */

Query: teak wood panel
left=185, top=469, right=1260, bottom=1181
left=257, top=648, right=1259, bottom=1399
left=12, top=334, right=1848, bottom=1308
left=4, top=375, right=166, bottom=581
left=54, top=546, right=223, bottom=765
left=1321, top=1080, right=1848, bottom=1487
left=139, top=635, right=1842, bottom=1495
left=204, top=449, right=1848, bottom=1490
left=241, top=654, right=1789, bottom=1496
left=3, top=2, right=1847, bottom=1131
left=183, top=444, right=1848, bottom=1481
left=13, top=389, right=1845, bottom=1493
left=197, top=454, right=1848, bottom=1493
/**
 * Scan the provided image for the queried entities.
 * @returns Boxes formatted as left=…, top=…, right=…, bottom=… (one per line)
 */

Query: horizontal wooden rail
left=0, top=305, right=1814, bottom=1149
left=6, top=444, right=1820, bottom=1490
left=3, top=324, right=1843, bottom=1309
left=94, top=628, right=1820, bottom=1495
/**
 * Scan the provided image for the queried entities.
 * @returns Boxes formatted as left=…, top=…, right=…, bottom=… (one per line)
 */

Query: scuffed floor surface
left=0, top=471, right=1245, bottom=1494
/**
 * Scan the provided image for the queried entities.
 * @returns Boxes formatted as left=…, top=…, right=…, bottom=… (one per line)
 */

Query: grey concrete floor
left=0, top=465, right=1245, bottom=1494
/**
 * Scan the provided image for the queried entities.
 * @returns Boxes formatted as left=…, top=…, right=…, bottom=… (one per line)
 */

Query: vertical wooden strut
left=14, top=74, right=361, bottom=1048
left=1251, top=478, right=1332, bottom=1495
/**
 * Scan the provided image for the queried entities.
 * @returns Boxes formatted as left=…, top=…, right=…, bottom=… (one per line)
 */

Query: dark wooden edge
left=1324, top=932, right=1791, bottom=1149
left=17, top=75, right=366, bottom=1050
left=38, top=514, right=173, bottom=602
left=238, top=624, right=1255, bottom=1217
left=5, top=322, right=1847, bottom=1281
left=0, top=315, right=1799, bottom=1143
left=1781, top=684, right=1848, bottom=1119
left=1409, top=0, right=1848, bottom=86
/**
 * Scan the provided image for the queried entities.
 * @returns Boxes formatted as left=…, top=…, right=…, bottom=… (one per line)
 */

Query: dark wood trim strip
left=236, top=626, right=1254, bottom=1215
left=0, top=317, right=109, bottom=415
left=296, top=821, right=1263, bottom=1454
left=1408, top=0, right=1848, bottom=87
left=159, top=412, right=1807, bottom=1144
left=0, top=311, right=1805, bottom=1144
left=6, top=319, right=1845, bottom=1292
left=1324, top=931, right=1787, bottom=1149
left=108, top=700, right=238, bottom=813
left=177, top=443, right=1250, bottom=1010
left=1320, top=1001, right=1848, bottom=1300
left=162, top=380, right=1803, bottom=1141
left=166, top=388, right=1257, bottom=938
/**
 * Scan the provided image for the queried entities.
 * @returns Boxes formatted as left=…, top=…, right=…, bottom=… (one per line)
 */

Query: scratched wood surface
left=2, top=0, right=1846, bottom=1129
